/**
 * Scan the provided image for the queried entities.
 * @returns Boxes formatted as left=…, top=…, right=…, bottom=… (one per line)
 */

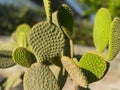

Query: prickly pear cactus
left=15, top=24, right=31, bottom=48
left=29, top=21, right=65, bottom=62
left=61, top=56, right=88, bottom=88
left=107, top=17, right=120, bottom=61
left=24, top=63, right=60, bottom=90
left=12, top=47, right=36, bottom=67
left=79, top=51, right=109, bottom=83
left=93, top=8, right=111, bottom=52
left=57, top=4, right=73, bottom=39
left=0, top=50, right=15, bottom=68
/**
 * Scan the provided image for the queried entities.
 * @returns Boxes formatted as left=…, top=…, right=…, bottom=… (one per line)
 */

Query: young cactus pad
left=12, top=47, right=36, bottom=67
left=15, top=24, right=31, bottom=48
left=61, top=56, right=88, bottom=88
left=29, top=21, right=65, bottom=62
left=0, top=50, right=15, bottom=68
left=24, top=63, right=60, bottom=90
left=79, top=51, right=109, bottom=83
left=93, top=8, right=111, bottom=52
left=58, top=4, right=73, bottom=39
left=107, top=17, right=120, bottom=61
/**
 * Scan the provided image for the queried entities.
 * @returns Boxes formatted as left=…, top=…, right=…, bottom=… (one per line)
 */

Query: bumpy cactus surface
left=29, top=21, right=65, bottom=62
left=93, top=8, right=111, bottom=52
left=0, top=50, right=15, bottom=68
left=12, top=47, right=36, bottom=67
left=79, top=51, right=109, bottom=83
left=0, top=0, right=120, bottom=90
left=24, top=63, right=60, bottom=90
left=107, top=17, right=120, bottom=61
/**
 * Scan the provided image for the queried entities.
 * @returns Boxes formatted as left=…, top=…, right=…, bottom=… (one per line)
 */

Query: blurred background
left=1, top=0, right=120, bottom=46
left=0, top=0, right=120, bottom=90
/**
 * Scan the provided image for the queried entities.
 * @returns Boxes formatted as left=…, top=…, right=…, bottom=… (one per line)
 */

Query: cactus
left=0, top=0, right=120, bottom=90
left=107, top=17, right=120, bottom=61
left=93, top=8, right=111, bottom=52
left=12, top=47, right=36, bottom=67
left=28, top=21, right=65, bottom=62
left=78, top=51, right=109, bottom=83
left=61, top=56, right=88, bottom=88
left=0, top=50, right=15, bottom=68
left=24, top=63, right=60, bottom=90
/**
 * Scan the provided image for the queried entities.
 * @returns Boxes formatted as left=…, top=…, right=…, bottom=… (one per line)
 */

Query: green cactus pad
left=24, top=63, right=60, bottom=90
left=61, top=56, right=88, bottom=88
left=107, top=17, right=120, bottom=61
left=12, top=47, right=36, bottom=67
left=0, top=50, right=15, bottom=68
left=58, top=4, right=73, bottom=39
left=29, top=21, right=65, bottom=62
left=43, top=0, right=52, bottom=22
left=93, top=8, right=111, bottom=52
left=79, top=51, right=109, bottom=83
left=15, top=24, right=31, bottom=48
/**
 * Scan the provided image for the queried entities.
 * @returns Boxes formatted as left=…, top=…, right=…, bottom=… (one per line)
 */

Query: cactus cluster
left=0, top=0, right=120, bottom=90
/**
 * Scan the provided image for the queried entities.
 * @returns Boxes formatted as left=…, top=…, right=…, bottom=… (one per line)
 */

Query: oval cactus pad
left=58, top=4, right=73, bottom=39
left=107, top=17, right=120, bottom=61
left=24, top=63, right=60, bottom=90
left=93, top=8, right=111, bottom=52
left=29, top=21, right=65, bottom=62
left=79, top=51, right=109, bottom=83
left=12, top=47, right=36, bottom=67
left=0, top=50, right=15, bottom=68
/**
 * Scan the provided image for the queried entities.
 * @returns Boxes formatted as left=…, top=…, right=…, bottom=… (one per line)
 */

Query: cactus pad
left=0, top=50, right=15, bottom=68
left=15, top=24, right=30, bottom=48
left=93, top=8, right=111, bottom=52
left=12, top=47, right=36, bottom=67
left=24, top=63, right=60, bottom=90
left=58, top=4, right=73, bottom=39
left=43, top=0, right=52, bottom=22
left=29, top=21, right=65, bottom=62
left=107, top=17, right=120, bottom=61
left=61, top=56, right=88, bottom=88
left=79, top=51, right=109, bottom=83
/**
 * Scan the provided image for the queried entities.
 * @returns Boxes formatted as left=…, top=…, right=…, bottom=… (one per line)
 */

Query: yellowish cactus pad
left=79, top=51, right=109, bottom=83
left=61, top=56, right=88, bottom=88
left=107, top=17, right=120, bottom=61
left=93, top=8, right=111, bottom=52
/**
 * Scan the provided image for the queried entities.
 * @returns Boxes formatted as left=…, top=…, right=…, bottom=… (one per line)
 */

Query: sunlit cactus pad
left=12, top=47, right=36, bottom=67
left=0, top=50, right=15, bottom=68
left=79, top=51, right=109, bottom=83
left=61, top=56, right=88, bottom=88
left=15, top=24, right=31, bottom=48
left=58, top=4, right=73, bottom=38
left=29, top=21, right=65, bottom=62
left=93, top=8, right=111, bottom=52
left=107, top=17, right=120, bottom=61
left=24, top=63, right=60, bottom=90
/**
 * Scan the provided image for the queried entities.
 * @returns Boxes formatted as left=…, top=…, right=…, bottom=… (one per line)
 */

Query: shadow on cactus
left=0, top=0, right=120, bottom=90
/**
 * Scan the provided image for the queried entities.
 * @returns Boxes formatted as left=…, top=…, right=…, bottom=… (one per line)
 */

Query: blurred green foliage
left=78, top=0, right=120, bottom=17
left=72, top=19, right=93, bottom=46
left=0, top=3, right=45, bottom=35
